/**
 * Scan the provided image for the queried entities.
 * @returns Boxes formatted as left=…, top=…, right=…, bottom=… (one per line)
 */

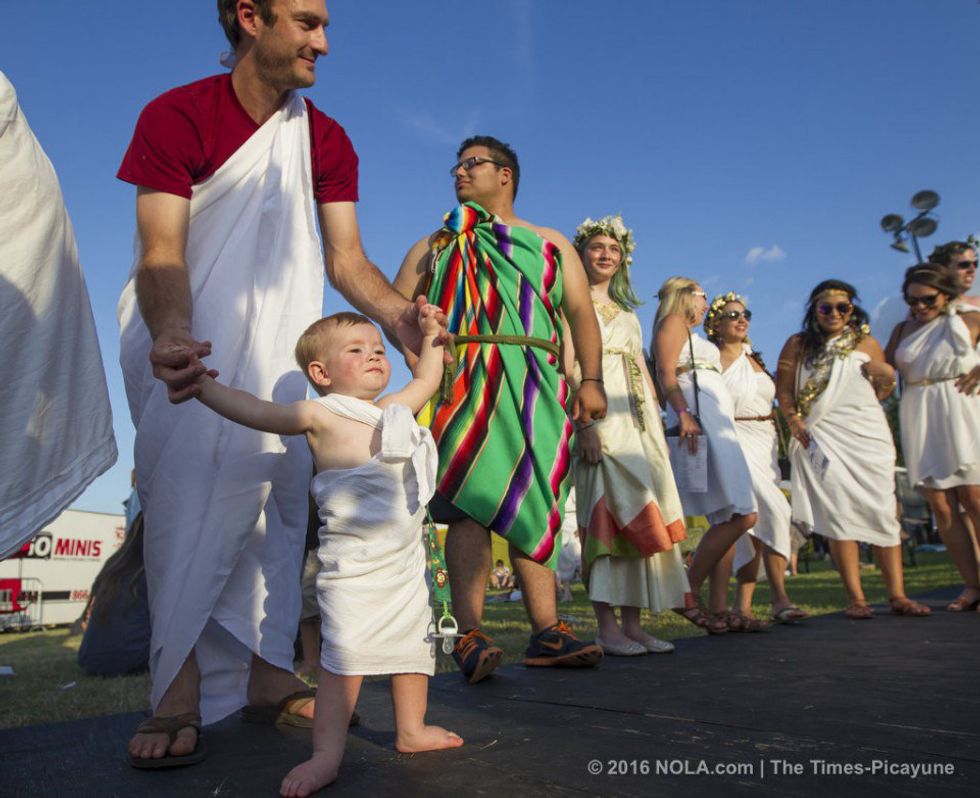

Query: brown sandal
left=845, top=602, right=874, bottom=620
left=673, top=594, right=727, bottom=635
left=724, top=611, right=770, bottom=633
left=129, top=712, right=206, bottom=770
left=889, top=598, right=932, bottom=617
left=241, top=689, right=317, bottom=728
left=946, top=595, right=980, bottom=612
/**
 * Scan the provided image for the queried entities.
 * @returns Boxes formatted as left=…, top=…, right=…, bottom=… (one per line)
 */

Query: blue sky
left=3, top=1, right=978, bottom=513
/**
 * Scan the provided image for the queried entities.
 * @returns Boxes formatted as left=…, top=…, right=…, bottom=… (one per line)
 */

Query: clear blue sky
left=2, top=1, right=978, bottom=513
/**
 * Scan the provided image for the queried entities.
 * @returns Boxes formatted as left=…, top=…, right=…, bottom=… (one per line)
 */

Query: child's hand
left=418, top=303, right=445, bottom=336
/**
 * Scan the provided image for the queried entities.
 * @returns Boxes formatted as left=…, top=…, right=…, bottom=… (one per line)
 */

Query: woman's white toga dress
left=722, top=349, right=792, bottom=575
left=311, top=395, right=436, bottom=676
left=665, top=332, right=756, bottom=526
left=894, top=312, right=980, bottom=489
left=790, top=343, right=900, bottom=546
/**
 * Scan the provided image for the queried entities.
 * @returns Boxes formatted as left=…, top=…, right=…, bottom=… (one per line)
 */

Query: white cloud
left=396, top=108, right=480, bottom=146
left=744, top=244, right=787, bottom=265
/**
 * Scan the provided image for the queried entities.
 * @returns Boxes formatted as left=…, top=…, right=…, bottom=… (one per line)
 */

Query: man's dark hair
left=458, top=135, right=521, bottom=199
left=928, top=240, right=975, bottom=266
left=217, top=0, right=277, bottom=48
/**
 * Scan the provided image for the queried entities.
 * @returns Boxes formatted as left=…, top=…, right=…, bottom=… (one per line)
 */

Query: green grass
left=0, top=551, right=959, bottom=729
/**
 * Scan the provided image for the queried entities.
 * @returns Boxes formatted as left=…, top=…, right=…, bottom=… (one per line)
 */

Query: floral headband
left=573, top=215, right=636, bottom=268
left=704, top=291, right=748, bottom=338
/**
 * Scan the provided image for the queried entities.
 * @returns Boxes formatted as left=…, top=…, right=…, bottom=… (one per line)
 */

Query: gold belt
left=735, top=412, right=775, bottom=422
left=905, top=375, right=959, bottom=387
left=603, top=347, right=646, bottom=432
left=676, top=363, right=720, bottom=376
left=441, top=334, right=560, bottom=402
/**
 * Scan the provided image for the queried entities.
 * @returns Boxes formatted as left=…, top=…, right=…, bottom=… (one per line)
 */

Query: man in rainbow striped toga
left=395, top=136, right=607, bottom=683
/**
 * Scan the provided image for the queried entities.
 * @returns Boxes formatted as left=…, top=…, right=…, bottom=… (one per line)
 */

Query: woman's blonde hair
left=654, top=276, right=700, bottom=328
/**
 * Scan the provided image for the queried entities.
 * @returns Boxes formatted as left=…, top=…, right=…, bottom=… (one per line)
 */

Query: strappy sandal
left=129, top=712, right=206, bottom=770
left=722, top=611, right=770, bottom=633
left=889, top=597, right=932, bottom=617
left=673, top=594, right=727, bottom=635
left=946, top=594, right=980, bottom=612
left=845, top=602, right=874, bottom=620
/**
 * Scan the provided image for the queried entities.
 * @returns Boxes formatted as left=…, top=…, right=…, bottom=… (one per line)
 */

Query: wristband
left=678, top=407, right=692, bottom=416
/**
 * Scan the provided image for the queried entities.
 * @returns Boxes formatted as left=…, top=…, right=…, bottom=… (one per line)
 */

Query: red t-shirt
left=117, top=74, right=358, bottom=203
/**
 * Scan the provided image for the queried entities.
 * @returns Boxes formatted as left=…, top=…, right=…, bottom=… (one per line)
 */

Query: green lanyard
left=426, top=512, right=459, bottom=654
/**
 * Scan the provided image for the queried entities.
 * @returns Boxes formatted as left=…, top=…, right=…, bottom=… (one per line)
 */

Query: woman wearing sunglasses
left=775, top=280, right=929, bottom=619
left=564, top=217, right=689, bottom=655
left=652, top=278, right=757, bottom=635
left=885, top=264, right=980, bottom=613
left=706, top=293, right=807, bottom=628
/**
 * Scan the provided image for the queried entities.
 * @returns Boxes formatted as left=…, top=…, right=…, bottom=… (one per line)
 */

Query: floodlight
left=908, top=217, right=938, bottom=238
left=910, top=190, right=939, bottom=212
left=890, top=238, right=910, bottom=254
left=880, top=214, right=904, bottom=233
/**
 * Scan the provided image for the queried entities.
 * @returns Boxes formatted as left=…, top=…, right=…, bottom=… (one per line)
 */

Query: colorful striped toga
left=419, top=202, right=572, bottom=568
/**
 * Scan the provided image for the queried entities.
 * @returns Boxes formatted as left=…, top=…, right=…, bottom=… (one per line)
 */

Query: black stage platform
left=2, top=588, right=978, bottom=798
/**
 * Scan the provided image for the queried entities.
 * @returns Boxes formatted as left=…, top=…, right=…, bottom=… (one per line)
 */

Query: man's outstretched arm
left=135, top=187, right=212, bottom=403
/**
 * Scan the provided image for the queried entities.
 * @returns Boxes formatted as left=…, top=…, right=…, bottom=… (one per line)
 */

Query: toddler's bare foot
left=395, top=725, right=464, bottom=753
left=280, top=752, right=340, bottom=797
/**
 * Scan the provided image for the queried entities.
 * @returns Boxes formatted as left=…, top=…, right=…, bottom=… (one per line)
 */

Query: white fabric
left=665, top=333, right=756, bottom=525
left=557, top=487, right=582, bottom=584
left=895, top=312, right=980, bottom=488
left=311, top=395, right=436, bottom=676
left=118, top=93, right=323, bottom=724
left=0, top=71, right=116, bottom=556
left=790, top=346, right=900, bottom=546
left=722, top=351, right=791, bottom=576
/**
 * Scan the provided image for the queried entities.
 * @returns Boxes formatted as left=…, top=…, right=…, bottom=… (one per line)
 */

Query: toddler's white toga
left=311, top=395, right=437, bottom=676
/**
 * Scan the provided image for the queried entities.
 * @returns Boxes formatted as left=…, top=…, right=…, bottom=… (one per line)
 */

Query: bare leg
left=279, top=669, right=360, bottom=797
left=248, top=654, right=316, bottom=722
left=926, top=488, right=980, bottom=604
left=827, top=539, right=866, bottom=606
left=874, top=543, right=909, bottom=600
left=510, top=544, right=560, bottom=634
left=734, top=537, right=762, bottom=615
left=759, top=543, right=793, bottom=613
left=128, top=649, right=200, bottom=761
left=391, top=673, right=465, bottom=753
left=297, top=618, right=321, bottom=679
left=592, top=601, right=630, bottom=644
left=708, top=543, right=736, bottom=614
left=687, top=513, right=757, bottom=599
left=445, top=518, right=493, bottom=631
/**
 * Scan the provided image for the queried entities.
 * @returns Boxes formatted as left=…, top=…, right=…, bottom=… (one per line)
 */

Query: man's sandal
left=845, top=602, right=874, bottom=620
left=129, top=712, right=206, bottom=770
left=240, top=689, right=360, bottom=728
left=889, top=598, right=932, bottom=617
left=673, top=594, right=727, bottom=635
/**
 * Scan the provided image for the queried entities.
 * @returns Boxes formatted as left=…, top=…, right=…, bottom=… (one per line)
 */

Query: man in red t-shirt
left=121, top=0, right=432, bottom=768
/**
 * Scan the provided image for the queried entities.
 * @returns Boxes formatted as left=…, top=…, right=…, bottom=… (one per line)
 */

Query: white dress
left=894, top=312, right=980, bottom=488
left=665, top=333, right=756, bottom=526
left=790, top=344, right=901, bottom=546
left=722, top=350, right=792, bottom=576
left=311, top=395, right=436, bottom=676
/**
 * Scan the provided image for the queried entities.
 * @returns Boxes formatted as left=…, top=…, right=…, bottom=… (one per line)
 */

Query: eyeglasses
left=956, top=259, right=978, bottom=270
left=719, top=310, right=752, bottom=322
left=450, top=156, right=506, bottom=176
left=816, top=302, right=853, bottom=316
left=691, top=291, right=707, bottom=298
left=904, top=293, right=941, bottom=308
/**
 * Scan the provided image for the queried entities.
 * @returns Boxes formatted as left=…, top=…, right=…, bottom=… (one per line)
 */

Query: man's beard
left=255, top=46, right=315, bottom=91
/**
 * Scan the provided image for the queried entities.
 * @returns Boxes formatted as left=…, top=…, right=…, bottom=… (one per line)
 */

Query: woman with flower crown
left=706, top=292, right=808, bottom=626
left=775, top=280, right=930, bottom=619
left=652, top=277, right=758, bottom=635
left=884, top=264, right=980, bottom=613
left=563, top=216, right=690, bottom=655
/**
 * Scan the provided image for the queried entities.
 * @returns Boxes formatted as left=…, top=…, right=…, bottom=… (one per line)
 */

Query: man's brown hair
left=294, top=312, right=375, bottom=392
left=217, top=0, right=277, bottom=48
left=928, top=240, right=975, bottom=267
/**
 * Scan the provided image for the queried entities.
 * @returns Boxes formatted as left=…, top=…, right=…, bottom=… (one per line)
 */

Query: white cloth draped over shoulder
left=722, top=349, right=791, bottom=576
left=118, top=92, right=323, bottom=724
left=665, top=333, right=756, bottom=526
left=895, top=312, right=980, bottom=488
left=790, top=344, right=900, bottom=546
left=0, top=71, right=116, bottom=556
left=311, top=395, right=436, bottom=676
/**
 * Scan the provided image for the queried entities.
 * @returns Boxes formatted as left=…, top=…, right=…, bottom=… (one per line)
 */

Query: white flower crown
left=573, top=215, right=636, bottom=267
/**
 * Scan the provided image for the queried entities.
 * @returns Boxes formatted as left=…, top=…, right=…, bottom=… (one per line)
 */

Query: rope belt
left=905, top=375, right=960, bottom=387
left=441, top=334, right=560, bottom=402
left=734, top=412, right=776, bottom=422
left=602, top=346, right=646, bottom=432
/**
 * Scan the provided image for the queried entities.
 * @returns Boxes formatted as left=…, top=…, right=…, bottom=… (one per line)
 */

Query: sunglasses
left=905, top=293, right=941, bottom=308
left=956, top=259, right=978, bottom=270
left=719, top=310, right=752, bottom=322
left=450, top=156, right=506, bottom=176
left=816, top=302, right=853, bottom=316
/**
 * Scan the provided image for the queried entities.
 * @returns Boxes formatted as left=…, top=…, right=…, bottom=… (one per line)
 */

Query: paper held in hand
left=806, top=437, right=831, bottom=480
left=667, top=434, right=708, bottom=493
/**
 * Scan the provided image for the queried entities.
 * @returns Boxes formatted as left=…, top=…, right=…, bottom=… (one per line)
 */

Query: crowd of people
left=83, top=2, right=978, bottom=796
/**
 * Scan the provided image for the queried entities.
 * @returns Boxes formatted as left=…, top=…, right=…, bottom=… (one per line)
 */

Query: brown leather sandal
left=673, top=594, right=727, bottom=635
left=845, top=602, right=874, bottom=620
left=889, top=597, right=932, bottom=617
left=129, top=712, right=206, bottom=770
left=724, top=611, right=770, bottom=632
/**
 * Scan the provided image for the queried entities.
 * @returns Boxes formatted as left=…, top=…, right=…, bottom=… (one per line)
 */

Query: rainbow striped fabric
left=419, top=203, right=572, bottom=568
